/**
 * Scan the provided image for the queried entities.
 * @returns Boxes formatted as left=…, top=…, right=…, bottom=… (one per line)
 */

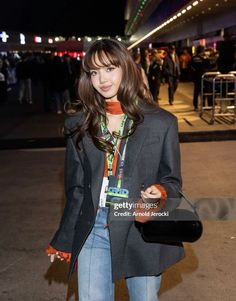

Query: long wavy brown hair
left=71, top=38, right=155, bottom=153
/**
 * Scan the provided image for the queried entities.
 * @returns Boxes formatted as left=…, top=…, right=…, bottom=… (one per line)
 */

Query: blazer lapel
left=124, top=126, right=148, bottom=178
left=83, top=135, right=104, bottom=209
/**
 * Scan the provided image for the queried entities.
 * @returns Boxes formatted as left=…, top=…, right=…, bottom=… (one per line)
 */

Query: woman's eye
left=90, top=70, right=97, bottom=76
left=107, top=66, right=115, bottom=72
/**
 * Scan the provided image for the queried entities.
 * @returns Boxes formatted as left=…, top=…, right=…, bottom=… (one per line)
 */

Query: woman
left=46, top=38, right=185, bottom=301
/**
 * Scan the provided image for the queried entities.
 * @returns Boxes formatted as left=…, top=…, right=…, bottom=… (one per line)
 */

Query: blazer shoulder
left=143, top=106, right=177, bottom=128
left=64, top=112, right=84, bottom=132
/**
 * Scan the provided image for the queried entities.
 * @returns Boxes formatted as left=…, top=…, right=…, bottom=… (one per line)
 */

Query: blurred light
left=34, top=36, right=42, bottom=43
left=200, top=38, right=206, bottom=46
left=48, top=38, right=53, bottom=44
left=20, top=33, right=26, bottom=45
left=187, top=5, right=192, bottom=10
left=54, top=36, right=65, bottom=42
left=177, top=12, right=181, bottom=17
left=148, top=43, right=152, bottom=49
left=86, top=37, right=92, bottom=42
left=181, top=9, right=186, bottom=14
left=193, top=1, right=199, bottom=6
left=0, top=31, right=9, bottom=42
left=77, top=37, right=81, bottom=41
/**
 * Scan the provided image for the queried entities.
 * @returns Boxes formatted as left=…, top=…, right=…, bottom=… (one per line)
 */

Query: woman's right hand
left=46, top=245, right=71, bottom=262
left=48, top=252, right=65, bottom=262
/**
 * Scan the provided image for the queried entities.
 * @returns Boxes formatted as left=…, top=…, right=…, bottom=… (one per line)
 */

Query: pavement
left=0, top=82, right=236, bottom=300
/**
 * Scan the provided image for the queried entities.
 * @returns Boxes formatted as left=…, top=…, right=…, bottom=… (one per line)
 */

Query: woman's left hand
left=141, top=185, right=161, bottom=201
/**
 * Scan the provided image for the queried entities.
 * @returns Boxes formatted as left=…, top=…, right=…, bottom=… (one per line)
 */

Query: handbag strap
left=178, top=190, right=199, bottom=216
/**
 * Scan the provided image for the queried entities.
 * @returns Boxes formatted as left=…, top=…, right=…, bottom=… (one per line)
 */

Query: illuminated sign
left=20, top=33, right=26, bottom=45
left=0, top=31, right=9, bottom=42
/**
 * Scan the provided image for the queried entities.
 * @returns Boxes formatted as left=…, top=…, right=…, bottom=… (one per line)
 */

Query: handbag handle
left=178, top=190, right=199, bottom=216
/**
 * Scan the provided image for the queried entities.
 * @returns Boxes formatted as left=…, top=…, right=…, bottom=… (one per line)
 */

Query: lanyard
left=116, top=138, right=128, bottom=188
left=100, top=114, right=127, bottom=175
left=99, top=116, right=132, bottom=188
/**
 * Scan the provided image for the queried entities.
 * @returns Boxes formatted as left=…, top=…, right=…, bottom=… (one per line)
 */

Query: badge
left=105, top=176, right=129, bottom=207
left=99, top=177, right=109, bottom=207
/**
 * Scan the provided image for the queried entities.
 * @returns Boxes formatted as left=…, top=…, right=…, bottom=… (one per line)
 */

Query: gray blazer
left=50, top=104, right=185, bottom=281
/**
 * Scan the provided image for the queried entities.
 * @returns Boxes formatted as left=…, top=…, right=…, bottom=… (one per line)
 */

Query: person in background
left=140, top=48, right=151, bottom=76
left=15, top=53, right=33, bottom=104
left=51, top=56, right=70, bottom=114
left=163, top=45, right=180, bottom=105
left=217, top=34, right=235, bottom=74
left=0, top=58, right=7, bottom=103
left=203, top=48, right=219, bottom=107
left=46, top=38, right=184, bottom=301
left=63, top=54, right=77, bottom=102
left=148, top=48, right=164, bottom=102
left=132, top=51, right=149, bottom=90
left=179, top=48, right=192, bottom=82
left=189, top=45, right=207, bottom=111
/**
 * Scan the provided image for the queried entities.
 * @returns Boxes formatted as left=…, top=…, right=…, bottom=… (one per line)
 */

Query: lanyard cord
left=100, top=116, right=133, bottom=187
left=100, top=114, right=127, bottom=175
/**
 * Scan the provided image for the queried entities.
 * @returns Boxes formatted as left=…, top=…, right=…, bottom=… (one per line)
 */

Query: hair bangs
left=83, top=49, right=120, bottom=73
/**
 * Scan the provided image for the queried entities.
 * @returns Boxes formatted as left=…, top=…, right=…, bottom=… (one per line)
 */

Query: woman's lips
left=100, top=85, right=112, bottom=92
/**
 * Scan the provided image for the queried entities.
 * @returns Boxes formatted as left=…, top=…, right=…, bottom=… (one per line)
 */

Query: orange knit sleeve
left=46, top=245, right=71, bottom=263
left=153, top=184, right=167, bottom=203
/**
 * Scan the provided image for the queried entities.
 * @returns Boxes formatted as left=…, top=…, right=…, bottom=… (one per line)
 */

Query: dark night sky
left=0, top=0, right=127, bottom=37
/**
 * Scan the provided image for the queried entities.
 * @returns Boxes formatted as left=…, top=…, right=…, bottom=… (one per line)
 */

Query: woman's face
left=89, top=53, right=123, bottom=101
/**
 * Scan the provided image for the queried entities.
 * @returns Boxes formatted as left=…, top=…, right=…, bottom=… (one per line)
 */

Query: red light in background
left=34, top=36, right=42, bottom=43
left=199, top=39, right=206, bottom=46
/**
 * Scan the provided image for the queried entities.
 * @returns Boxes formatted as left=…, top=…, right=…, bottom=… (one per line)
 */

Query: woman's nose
left=99, top=71, right=108, bottom=83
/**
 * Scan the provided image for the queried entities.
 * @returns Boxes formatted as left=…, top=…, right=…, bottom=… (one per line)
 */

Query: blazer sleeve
left=157, top=116, right=182, bottom=211
left=49, top=133, right=84, bottom=253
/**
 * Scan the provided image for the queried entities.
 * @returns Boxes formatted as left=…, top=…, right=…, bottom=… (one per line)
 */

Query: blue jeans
left=77, top=207, right=161, bottom=301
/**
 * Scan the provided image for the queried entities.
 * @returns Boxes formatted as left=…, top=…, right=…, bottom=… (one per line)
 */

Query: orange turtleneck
left=103, top=100, right=124, bottom=177
left=105, top=100, right=124, bottom=115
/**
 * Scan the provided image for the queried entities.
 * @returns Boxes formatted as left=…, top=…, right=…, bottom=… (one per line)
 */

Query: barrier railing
left=200, top=71, right=236, bottom=124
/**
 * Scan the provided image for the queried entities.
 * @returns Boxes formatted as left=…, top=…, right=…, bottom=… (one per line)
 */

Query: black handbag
left=135, top=191, right=203, bottom=244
